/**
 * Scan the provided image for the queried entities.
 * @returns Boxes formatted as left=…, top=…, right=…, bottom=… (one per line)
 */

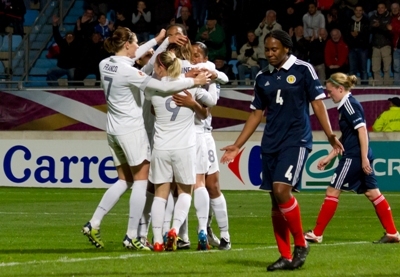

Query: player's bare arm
left=357, top=126, right=373, bottom=175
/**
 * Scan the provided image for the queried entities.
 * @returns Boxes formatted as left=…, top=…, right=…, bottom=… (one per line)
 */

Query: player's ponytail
left=156, top=52, right=182, bottom=79
left=327, top=73, right=357, bottom=90
left=104, top=27, right=136, bottom=53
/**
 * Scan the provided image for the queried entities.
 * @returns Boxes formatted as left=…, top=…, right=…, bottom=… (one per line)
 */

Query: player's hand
left=173, top=90, right=195, bottom=108
left=155, top=29, right=166, bottom=44
left=52, top=15, right=59, bottom=26
left=193, top=72, right=210, bottom=86
left=328, top=135, right=344, bottom=155
left=185, top=68, right=201, bottom=78
left=317, top=157, right=330, bottom=170
left=362, top=157, right=373, bottom=175
left=168, top=34, right=188, bottom=46
left=220, top=145, right=240, bottom=164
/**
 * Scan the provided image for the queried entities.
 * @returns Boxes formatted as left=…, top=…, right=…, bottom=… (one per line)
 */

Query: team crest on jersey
left=286, top=75, right=296, bottom=84
left=138, top=71, right=145, bottom=76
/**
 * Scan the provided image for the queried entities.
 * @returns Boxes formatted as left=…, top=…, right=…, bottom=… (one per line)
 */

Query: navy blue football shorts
left=260, top=146, right=309, bottom=191
left=329, top=156, right=378, bottom=194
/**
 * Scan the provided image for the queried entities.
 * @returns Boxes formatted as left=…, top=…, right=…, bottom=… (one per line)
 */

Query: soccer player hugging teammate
left=146, top=51, right=215, bottom=252
left=173, top=41, right=231, bottom=250
left=305, top=73, right=400, bottom=244
left=82, top=27, right=209, bottom=250
left=221, top=30, right=343, bottom=271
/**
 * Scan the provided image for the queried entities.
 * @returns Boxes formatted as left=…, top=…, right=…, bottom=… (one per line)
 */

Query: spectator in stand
left=343, top=4, right=370, bottom=84
left=317, top=0, right=334, bottom=12
left=74, top=8, right=96, bottom=42
left=114, top=10, right=134, bottom=31
left=214, top=56, right=235, bottom=84
left=94, top=13, right=113, bottom=39
left=309, top=28, right=328, bottom=81
left=372, top=97, right=400, bottom=132
left=303, top=2, right=325, bottom=41
left=237, top=30, right=261, bottom=85
left=195, top=16, right=226, bottom=62
left=192, top=0, right=207, bottom=27
left=153, top=0, right=175, bottom=33
left=279, top=4, right=304, bottom=34
left=324, top=28, right=349, bottom=76
left=207, top=0, right=235, bottom=61
left=255, top=10, right=282, bottom=69
left=290, top=25, right=309, bottom=62
left=0, top=0, right=26, bottom=36
left=388, top=2, right=400, bottom=85
left=47, top=15, right=80, bottom=87
left=325, top=5, right=342, bottom=33
left=335, top=0, right=359, bottom=19
left=171, top=6, right=197, bottom=42
left=370, top=2, right=392, bottom=85
left=86, top=0, right=108, bottom=16
left=174, top=0, right=191, bottom=18
left=74, top=32, right=110, bottom=86
left=132, top=0, right=151, bottom=43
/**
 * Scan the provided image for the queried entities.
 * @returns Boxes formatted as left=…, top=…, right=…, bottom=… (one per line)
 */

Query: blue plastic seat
left=228, top=59, right=239, bottom=76
left=0, top=35, right=22, bottom=51
left=24, top=10, right=39, bottom=26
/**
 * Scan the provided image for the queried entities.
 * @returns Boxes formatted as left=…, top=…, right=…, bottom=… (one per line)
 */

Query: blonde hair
left=166, top=42, right=193, bottom=62
left=104, top=27, right=136, bottom=53
left=156, top=51, right=181, bottom=78
left=326, top=73, right=357, bottom=91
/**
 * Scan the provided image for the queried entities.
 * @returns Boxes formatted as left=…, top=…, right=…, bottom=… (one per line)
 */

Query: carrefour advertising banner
left=1, top=139, right=399, bottom=191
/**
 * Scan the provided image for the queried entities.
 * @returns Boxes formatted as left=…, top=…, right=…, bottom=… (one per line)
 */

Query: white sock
left=151, top=197, right=167, bottom=244
left=138, top=191, right=154, bottom=240
left=172, top=193, right=192, bottom=232
left=90, top=179, right=129, bottom=229
left=194, top=187, right=210, bottom=234
left=162, top=192, right=175, bottom=235
left=178, top=217, right=189, bottom=242
left=126, top=180, right=148, bottom=239
left=211, top=194, right=230, bottom=239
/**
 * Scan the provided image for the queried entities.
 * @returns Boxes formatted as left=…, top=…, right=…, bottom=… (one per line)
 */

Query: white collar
left=110, top=55, right=135, bottom=66
left=337, top=92, right=352, bottom=110
left=268, top=55, right=297, bottom=73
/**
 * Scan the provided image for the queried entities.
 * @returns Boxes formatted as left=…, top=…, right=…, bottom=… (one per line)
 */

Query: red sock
left=314, top=196, right=339, bottom=236
left=279, top=196, right=306, bottom=247
left=371, top=194, right=397, bottom=235
left=271, top=207, right=291, bottom=260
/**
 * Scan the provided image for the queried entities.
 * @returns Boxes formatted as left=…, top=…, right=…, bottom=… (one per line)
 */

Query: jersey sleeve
left=343, top=101, right=366, bottom=130
left=133, top=38, right=157, bottom=62
left=127, top=68, right=195, bottom=95
left=250, top=80, right=267, bottom=110
left=195, top=86, right=216, bottom=107
left=303, top=64, right=326, bottom=101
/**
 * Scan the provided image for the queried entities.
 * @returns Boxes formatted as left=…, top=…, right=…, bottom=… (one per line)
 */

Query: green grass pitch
left=0, top=188, right=399, bottom=277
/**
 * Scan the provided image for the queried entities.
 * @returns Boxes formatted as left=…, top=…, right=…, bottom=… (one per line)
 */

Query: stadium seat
left=0, top=35, right=22, bottom=51
left=24, top=10, right=39, bottom=26
left=34, top=58, right=57, bottom=68
left=228, top=59, right=239, bottom=76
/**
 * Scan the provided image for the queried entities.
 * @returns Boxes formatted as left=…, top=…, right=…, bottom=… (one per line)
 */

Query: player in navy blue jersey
left=304, top=73, right=400, bottom=244
left=221, top=30, right=343, bottom=271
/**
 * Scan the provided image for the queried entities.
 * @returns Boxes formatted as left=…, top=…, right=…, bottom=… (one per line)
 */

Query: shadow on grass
left=226, top=258, right=268, bottom=268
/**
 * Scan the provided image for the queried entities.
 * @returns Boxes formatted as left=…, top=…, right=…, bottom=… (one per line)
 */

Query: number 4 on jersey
left=276, top=89, right=283, bottom=105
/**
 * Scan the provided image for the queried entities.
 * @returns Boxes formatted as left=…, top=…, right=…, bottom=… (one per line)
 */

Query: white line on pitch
left=0, top=241, right=370, bottom=268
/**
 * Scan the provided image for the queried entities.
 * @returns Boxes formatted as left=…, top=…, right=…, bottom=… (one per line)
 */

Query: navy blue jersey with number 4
left=337, top=93, right=373, bottom=159
left=251, top=55, right=325, bottom=153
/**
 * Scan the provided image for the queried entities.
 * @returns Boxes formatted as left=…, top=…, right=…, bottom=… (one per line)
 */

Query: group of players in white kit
left=81, top=24, right=231, bottom=252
